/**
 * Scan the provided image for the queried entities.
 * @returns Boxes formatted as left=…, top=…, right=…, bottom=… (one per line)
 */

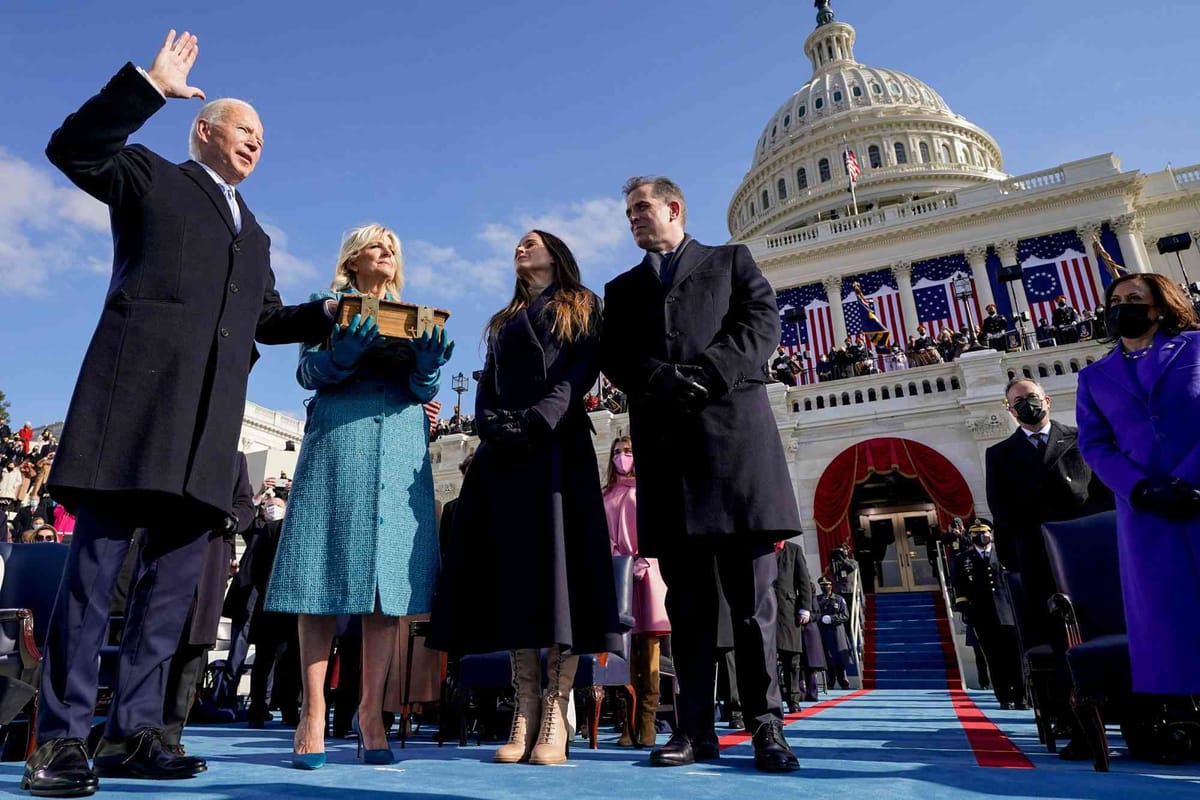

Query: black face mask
left=1012, top=396, right=1047, bottom=426
left=971, top=533, right=993, bottom=547
left=1108, top=303, right=1156, bottom=339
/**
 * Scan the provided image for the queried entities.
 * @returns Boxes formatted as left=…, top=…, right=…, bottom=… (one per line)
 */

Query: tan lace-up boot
left=493, top=649, right=542, bottom=763
left=528, top=646, right=579, bottom=765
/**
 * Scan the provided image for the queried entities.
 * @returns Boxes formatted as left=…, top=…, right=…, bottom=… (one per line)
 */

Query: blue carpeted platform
left=2, top=689, right=1197, bottom=799
left=870, top=592, right=950, bottom=689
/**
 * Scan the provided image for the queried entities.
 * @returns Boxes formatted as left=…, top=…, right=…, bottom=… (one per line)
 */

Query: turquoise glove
left=330, top=313, right=380, bottom=369
left=410, top=326, right=455, bottom=375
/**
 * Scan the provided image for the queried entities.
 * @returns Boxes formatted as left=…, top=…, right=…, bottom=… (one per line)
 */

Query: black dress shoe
left=649, top=731, right=720, bottom=766
left=1058, top=738, right=1092, bottom=761
left=93, top=728, right=206, bottom=780
left=752, top=719, right=800, bottom=773
left=1013, top=701, right=1028, bottom=711
left=999, top=702, right=1013, bottom=710
left=22, top=738, right=98, bottom=798
left=728, top=711, right=745, bottom=730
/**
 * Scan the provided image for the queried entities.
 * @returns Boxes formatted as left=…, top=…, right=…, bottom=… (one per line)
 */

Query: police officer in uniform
left=952, top=520, right=1025, bottom=709
left=981, top=304, right=1008, bottom=351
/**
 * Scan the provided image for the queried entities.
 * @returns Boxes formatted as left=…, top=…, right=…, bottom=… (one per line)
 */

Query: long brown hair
left=602, top=435, right=634, bottom=492
left=485, top=230, right=598, bottom=345
left=1103, top=273, right=1200, bottom=340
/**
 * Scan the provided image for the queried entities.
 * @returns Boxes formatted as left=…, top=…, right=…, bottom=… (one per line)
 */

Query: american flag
left=777, top=283, right=834, bottom=381
left=844, top=148, right=861, bottom=183
left=1020, top=251, right=1103, bottom=326
left=912, top=254, right=981, bottom=338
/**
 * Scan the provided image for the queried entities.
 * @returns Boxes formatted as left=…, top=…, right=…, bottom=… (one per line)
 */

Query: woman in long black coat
left=775, top=540, right=825, bottom=711
left=429, top=230, right=620, bottom=766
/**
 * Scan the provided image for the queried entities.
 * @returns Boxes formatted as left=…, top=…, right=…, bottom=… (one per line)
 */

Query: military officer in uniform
left=815, top=578, right=851, bottom=689
left=1051, top=296, right=1080, bottom=344
left=981, top=304, right=1008, bottom=351
left=952, top=520, right=1025, bottom=709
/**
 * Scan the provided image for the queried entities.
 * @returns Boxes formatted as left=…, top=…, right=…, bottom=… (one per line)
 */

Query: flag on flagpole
left=851, top=281, right=894, bottom=349
left=844, top=149, right=861, bottom=184
left=1091, top=235, right=1127, bottom=280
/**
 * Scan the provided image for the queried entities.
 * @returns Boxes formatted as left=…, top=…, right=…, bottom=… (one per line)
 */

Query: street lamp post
left=951, top=273, right=986, bottom=352
left=451, top=372, right=468, bottom=429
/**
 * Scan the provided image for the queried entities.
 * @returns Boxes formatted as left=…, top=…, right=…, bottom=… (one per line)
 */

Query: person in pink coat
left=603, top=435, right=670, bottom=748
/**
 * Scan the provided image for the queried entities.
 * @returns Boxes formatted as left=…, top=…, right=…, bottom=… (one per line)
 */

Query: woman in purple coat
left=1075, top=273, right=1200, bottom=696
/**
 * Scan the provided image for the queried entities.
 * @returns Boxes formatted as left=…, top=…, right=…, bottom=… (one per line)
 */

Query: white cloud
left=403, top=197, right=632, bottom=301
left=0, top=147, right=318, bottom=296
left=260, top=223, right=320, bottom=288
left=0, top=148, right=110, bottom=292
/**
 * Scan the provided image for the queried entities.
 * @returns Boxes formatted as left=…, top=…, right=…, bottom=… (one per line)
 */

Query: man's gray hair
left=621, top=175, right=687, bottom=224
left=1004, top=376, right=1044, bottom=399
left=188, top=98, right=256, bottom=161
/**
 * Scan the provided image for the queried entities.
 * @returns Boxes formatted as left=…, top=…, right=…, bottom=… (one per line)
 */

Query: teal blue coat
left=265, top=290, right=440, bottom=617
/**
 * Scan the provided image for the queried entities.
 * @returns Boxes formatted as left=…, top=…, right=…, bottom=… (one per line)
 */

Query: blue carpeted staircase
left=866, top=592, right=952, bottom=689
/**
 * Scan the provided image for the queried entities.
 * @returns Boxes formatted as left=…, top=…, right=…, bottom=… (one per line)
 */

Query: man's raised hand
left=147, top=29, right=206, bottom=100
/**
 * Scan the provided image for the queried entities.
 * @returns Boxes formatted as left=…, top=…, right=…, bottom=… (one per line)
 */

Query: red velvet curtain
left=813, top=438, right=975, bottom=573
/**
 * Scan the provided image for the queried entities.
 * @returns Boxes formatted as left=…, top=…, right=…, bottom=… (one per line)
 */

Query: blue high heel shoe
left=353, top=713, right=396, bottom=766
left=291, top=752, right=326, bottom=770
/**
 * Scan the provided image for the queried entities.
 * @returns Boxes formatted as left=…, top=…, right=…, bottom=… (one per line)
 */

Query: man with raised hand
left=25, top=31, right=333, bottom=797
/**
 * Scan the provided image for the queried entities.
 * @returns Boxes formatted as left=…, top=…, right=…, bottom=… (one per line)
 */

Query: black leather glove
left=1132, top=477, right=1200, bottom=521
left=478, top=408, right=545, bottom=446
left=649, top=364, right=710, bottom=412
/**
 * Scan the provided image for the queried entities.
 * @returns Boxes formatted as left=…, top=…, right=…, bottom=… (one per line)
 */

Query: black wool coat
left=775, top=541, right=823, bottom=669
left=600, top=237, right=802, bottom=556
left=985, top=419, right=1113, bottom=642
left=44, top=64, right=331, bottom=528
left=429, top=288, right=621, bottom=656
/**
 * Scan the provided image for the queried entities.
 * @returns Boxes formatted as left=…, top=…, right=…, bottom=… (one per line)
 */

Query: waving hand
left=146, top=29, right=206, bottom=100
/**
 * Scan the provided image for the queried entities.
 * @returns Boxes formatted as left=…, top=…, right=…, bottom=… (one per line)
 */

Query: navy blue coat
left=44, top=64, right=331, bottom=526
left=600, top=237, right=802, bottom=555
left=1076, top=331, right=1200, bottom=694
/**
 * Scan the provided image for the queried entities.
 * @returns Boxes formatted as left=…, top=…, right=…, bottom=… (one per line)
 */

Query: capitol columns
left=964, top=245, right=996, bottom=311
left=822, top=275, right=850, bottom=345
left=995, top=239, right=1032, bottom=319
left=890, top=260, right=921, bottom=339
left=1112, top=214, right=1151, bottom=274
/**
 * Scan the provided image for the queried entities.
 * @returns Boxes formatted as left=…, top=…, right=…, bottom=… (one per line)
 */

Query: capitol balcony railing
left=783, top=341, right=1110, bottom=420
left=1171, top=163, right=1200, bottom=186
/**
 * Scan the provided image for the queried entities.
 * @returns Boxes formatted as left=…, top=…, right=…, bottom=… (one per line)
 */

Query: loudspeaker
left=997, top=263, right=1022, bottom=283
left=1157, top=233, right=1193, bottom=254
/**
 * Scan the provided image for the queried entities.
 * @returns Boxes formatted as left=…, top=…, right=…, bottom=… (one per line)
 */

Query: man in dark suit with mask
left=601, top=176, right=801, bottom=773
left=24, top=31, right=334, bottom=796
left=985, top=377, right=1112, bottom=754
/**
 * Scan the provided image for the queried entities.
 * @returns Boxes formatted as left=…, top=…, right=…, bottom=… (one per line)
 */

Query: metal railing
left=934, top=543, right=968, bottom=690
left=848, top=565, right=866, bottom=687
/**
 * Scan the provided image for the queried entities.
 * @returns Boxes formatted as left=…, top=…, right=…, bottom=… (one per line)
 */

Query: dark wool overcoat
left=44, top=64, right=330, bottom=527
left=428, top=288, right=622, bottom=656
left=985, top=419, right=1112, bottom=645
left=774, top=542, right=825, bottom=669
left=600, top=237, right=802, bottom=556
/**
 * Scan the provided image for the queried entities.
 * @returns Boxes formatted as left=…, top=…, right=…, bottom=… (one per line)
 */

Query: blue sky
left=3, top=0, right=1200, bottom=426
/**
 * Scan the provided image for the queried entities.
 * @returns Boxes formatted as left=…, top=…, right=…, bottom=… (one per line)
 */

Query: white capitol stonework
left=249, top=1, right=1200, bottom=581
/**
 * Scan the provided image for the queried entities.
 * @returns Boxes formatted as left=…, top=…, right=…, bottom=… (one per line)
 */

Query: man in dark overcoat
left=601, top=176, right=802, bottom=772
left=24, top=32, right=333, bottom=797
left=985, top=377, right=1111, bottom=755
left=952, top=521, right=1026, bottom=709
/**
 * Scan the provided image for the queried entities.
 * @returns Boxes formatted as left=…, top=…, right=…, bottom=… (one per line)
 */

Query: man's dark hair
left=621, top=175, right=687, bottom=225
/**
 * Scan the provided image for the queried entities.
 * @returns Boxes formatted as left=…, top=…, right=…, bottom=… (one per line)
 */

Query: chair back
left=612, top=555, right=635, bottom=632
left=1041, top=512, right=1123, bottom=641
left=0, top=543, right=69, bottom=651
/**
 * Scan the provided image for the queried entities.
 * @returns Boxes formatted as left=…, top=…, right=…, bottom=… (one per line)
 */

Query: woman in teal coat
left=265, top=223, right=453, bottom=768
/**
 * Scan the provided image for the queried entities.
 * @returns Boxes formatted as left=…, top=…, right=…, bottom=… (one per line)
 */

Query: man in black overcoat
left=601, top=176, right=802, bottom=772
left=985, top=377, right=1112, bottom=756
left=24, top=32, right=333, bottom=797
left=952, top=521, right=1025, bottom=709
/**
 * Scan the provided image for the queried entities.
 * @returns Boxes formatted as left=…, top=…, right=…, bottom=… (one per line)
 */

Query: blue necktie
left=221, top=183, right=242, bottom=234
left=657, top=250, right=675, bottom=285
left=1032, top=433, right=1047, bottom=452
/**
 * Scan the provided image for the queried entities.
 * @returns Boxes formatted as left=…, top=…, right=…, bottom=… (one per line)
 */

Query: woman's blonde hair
left=331, top=224, right=404, bottom=298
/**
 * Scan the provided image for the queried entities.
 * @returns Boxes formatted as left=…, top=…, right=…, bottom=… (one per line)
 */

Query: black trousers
left=658, top=540, right=782, bottom=738
left=162, top=638, right=208, bottom=747
left=974, top=620, right=1025, bottom=705
left=37, top=505, right=209, bottom=742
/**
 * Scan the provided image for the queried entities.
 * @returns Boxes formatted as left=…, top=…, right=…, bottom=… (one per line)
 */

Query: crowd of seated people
left=0, top=421, right=74, bottom=545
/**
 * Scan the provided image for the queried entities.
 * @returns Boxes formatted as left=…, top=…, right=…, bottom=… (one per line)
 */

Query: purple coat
left=1075, top=331, right=1200, bottom=695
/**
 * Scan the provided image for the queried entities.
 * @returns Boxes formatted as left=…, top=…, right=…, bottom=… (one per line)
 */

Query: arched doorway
left=812, top=438, right=975, bottom=592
